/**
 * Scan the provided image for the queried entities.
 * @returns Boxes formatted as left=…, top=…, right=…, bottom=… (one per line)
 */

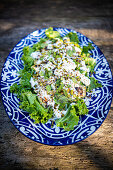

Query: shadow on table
left=76, top=141, right=113, bottom=170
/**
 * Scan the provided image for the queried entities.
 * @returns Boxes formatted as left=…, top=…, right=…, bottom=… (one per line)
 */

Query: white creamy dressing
left=30, top=37, right=91, bottom=118
left=62, top=59, right=76, bottom=72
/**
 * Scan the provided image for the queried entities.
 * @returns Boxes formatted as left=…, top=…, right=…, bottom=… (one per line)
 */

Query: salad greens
left=10, top=27, right=102, bottom=131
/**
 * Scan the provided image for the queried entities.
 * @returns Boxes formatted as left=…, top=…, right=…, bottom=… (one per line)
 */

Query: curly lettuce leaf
left=56, top=104, right=79, bottom=131
left=21, top=46, right=34, bottom=69
left=82, top=43, right=94, bottom=54
left=74, top=99, right=88, bottom=115
left=84, top=57, right=96, bottom=67
left=33, top=38, right=48, bottom=51
left=65, top=32, right=79, bottom=43
left=10, top=83, right=22, bottom=98
left=87, top=77, right=102, bottom=92
left=56, top=99, right=88, bottom=131
left=19, top=91, right=53, bottom=124
left=10, top=45, right=35, bottom=95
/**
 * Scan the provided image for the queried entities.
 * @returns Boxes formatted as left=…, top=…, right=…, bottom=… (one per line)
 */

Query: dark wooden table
left=0, top=0, right=113, bottom=169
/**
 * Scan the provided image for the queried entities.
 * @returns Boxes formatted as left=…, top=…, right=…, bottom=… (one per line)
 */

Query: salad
left=10, top=27, right=102, bottom=131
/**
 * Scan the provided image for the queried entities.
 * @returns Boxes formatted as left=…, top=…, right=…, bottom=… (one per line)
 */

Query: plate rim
left=0, top=27, right=113, bottom=146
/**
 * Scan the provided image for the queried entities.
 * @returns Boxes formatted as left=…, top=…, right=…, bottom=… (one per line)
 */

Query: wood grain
left=0, top=1, right=113, bottom=169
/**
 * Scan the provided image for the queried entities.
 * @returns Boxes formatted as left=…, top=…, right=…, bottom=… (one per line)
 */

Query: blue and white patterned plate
left=1, top=28, right=113, bottom=145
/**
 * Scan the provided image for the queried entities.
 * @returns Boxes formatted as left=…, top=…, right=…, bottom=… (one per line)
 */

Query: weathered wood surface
left=0, top=1, right=113, bottom=169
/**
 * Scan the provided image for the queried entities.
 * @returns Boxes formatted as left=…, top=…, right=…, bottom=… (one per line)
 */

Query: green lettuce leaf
left=45, top=27, right=60, bottom=39
left=10, top=83, right=22, bottom=98
left=56, top=99, right=88, bottom=131
left=21, top=46, right=34, bottom=69
left=84, top=57, right=96, bottom=67
left=87, top=77, right=102, bottom=92
left=82, top=43, right=94, bottom=54
left=19, top=91, right=53, bottom=124
left=83, top=56, right=96, bottom=74
left=74, top=99, right=88, bottom=115
left=65, top=32, right=79, bottom=43
left=33, top=38, right=48, bottom=51
left=56, top=104, right=79, bottom=131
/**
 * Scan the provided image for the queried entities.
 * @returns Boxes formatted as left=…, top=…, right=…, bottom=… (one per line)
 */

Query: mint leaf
left=46, top=85, right=51, bottom=92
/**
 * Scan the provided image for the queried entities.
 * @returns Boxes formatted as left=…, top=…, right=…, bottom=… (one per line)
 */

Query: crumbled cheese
left=47, top=100, right=55, bottom=107
left=66, top=45, right=73, bottom=51
left=31, top=51, right=41, bottom=59
left=75, top=46, right=81, bottom=53
left=81, top=60, right=85, bottom=66
left=80, top=66, right=90, bottom=72
left=30, top=77, right=38, bottom=88
left=54, top=109, right=62, bottom=118
left=47, top=44, right=53, bottom=50
left=74, top=70, right=81, bottom=77
left=36, top=60, right=42, bottom=65
left=62, top=59, right=76, bottom=72
left=53, top=49, right=58, bottom=52
left=51, top=84, right=55, bottom=90
left=80, top=75, right=90, bottom=86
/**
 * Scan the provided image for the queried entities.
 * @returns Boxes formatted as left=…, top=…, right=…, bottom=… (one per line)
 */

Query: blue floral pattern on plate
left=1, top=27, right=113, bottom=145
